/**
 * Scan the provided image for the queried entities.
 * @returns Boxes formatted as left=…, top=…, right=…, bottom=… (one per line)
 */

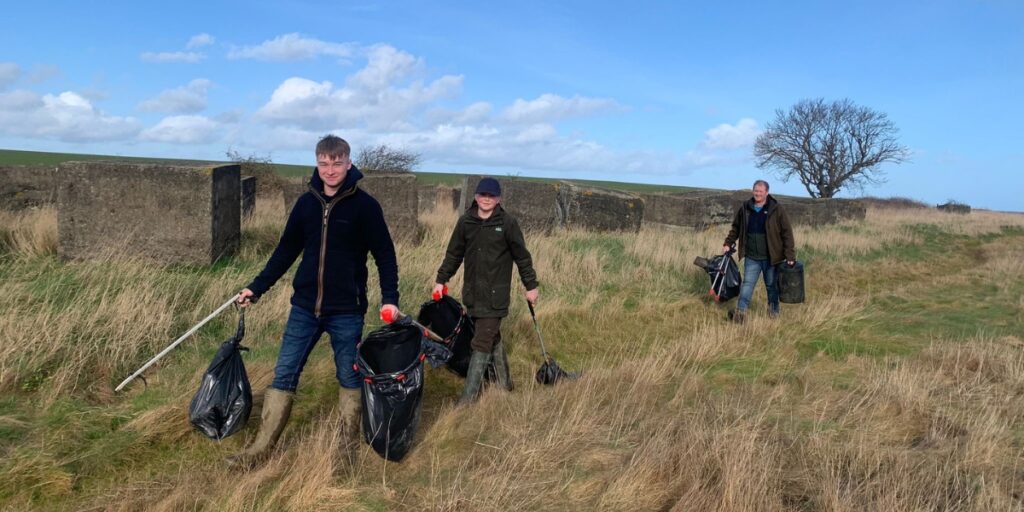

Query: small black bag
left=706, top=254, right=741, bottom=302
left=417, top=296, right=475, bottom=376
left=778, top=261, right=805, bottom=304
left=188, top=312, right=252, bottom=440
left=357, top=321, right=426, bottom=461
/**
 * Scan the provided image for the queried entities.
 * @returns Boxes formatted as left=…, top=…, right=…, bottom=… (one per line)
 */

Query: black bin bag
left=356, top=322, right=426, bottom=461
left=417, top=296, right=475, bottom=377
left=705, top=253, right=741, bottom=302
left=778, top=260, right=805, bottom=304
left=189, top=312, right=252, bottom=440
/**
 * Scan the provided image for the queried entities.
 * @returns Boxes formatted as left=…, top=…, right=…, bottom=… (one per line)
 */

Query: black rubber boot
left=459, top=351, right=491, bottom=405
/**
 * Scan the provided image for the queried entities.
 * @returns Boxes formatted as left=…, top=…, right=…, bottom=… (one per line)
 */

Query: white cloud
left=27, top=64, right=60, bottom=84
left=256, top=44, right=463, bottom=131
left=0, top=62, right=20, bottom=89
left=140, top=115, right=220, bottom=144
left=227, top=33, right=355, bottom=61
left=138, top=79, right=213, bottom=113
left=349, top=44, right=421, bottom=90
left=186, top=33, right=215, bottom=49
left=700, top=118, right=760, bottom=150
left=501, top=93, right=620, bottom=124
left=0, top=90, right=140, bottom=142
left=140, top=51, right=205, bottom=64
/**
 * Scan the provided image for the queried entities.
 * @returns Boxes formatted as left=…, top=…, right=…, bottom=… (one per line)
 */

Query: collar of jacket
left=466, top=201, right=506, bottom=223
left=308, top=164, right=364, bottom=202
left=745, top=194, right=779, bottom=214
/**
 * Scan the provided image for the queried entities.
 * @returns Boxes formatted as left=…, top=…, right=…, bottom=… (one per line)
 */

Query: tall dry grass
left=1, top=204, right=1022, bottom=510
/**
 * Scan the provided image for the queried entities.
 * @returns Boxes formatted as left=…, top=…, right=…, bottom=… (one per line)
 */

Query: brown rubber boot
left=490, top=341, right=514, bottom=392
left=225, top=387, right=294, bottom=468
left=338, top=387, right=361, bottom=450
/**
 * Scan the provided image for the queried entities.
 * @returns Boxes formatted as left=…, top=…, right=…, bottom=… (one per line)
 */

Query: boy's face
left=475, top=192, right=500, bottom=213
left=317, top=154, right=351, bottom=189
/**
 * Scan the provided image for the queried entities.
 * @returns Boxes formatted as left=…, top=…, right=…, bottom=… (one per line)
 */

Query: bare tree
left=355, top=144, right=421, bottom=173
left=753, top=98, right=910, bottom=198
left=226, top=148, right=287, bottom=193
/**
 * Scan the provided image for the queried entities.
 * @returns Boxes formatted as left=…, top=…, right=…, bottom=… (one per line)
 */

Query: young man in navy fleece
left=228, top=135, right=399, bottom=466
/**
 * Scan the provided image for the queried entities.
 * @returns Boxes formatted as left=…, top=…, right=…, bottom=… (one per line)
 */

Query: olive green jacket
left=436, top=203, right=539, bottom=318
left=724, top=195, right=796, bottom=265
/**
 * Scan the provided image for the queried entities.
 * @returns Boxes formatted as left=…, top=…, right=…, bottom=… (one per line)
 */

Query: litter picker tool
left=527, top=301, right=579, bottom=385
left=381, top=308, right=445, bottom=343
left=115, top=294, right=241, bottom=392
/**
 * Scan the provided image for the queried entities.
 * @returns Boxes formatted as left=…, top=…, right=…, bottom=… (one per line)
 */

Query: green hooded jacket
left=436, top=203, right=539, bottom=318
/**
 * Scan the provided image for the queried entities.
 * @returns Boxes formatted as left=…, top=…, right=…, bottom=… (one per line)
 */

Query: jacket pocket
left=490, top=284, right=511, bottom=310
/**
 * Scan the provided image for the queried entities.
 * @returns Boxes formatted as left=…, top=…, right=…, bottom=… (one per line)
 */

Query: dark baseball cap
left=475, top=177, right=501, bottom=196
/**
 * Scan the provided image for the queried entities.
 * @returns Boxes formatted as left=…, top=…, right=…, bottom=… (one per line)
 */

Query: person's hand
left=237, top=288, right=255, bottom=308
left=380, top=304, right=399, bottom=323
left=722, top=245, right=732, bottom=254
left=431, top=283, right=447, bottom=301
left=525, top=288, right=539, bottom=305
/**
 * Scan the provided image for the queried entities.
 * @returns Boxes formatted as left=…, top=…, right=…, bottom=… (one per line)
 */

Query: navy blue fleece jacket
left=246, top=165, right=400, bottom=316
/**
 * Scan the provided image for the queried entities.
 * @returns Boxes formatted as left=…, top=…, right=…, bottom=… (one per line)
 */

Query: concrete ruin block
left=284, top=172, right=422, bottom=244
left=417, top=185, right=433, bottom=212
left=640, top=193, right=711, bottom=229
left=557, top=183, right=643, bottom=232
left=57, top=161, right=240, bottom=265
left=0, top=165, right=57, bottom=211
left=417, top=185, right=460, bottom=213
left=241, top=176, right=257, bottom=219
left=359, top=172, right=421, bottom=244
left=460, top=176, right=561, bottom=232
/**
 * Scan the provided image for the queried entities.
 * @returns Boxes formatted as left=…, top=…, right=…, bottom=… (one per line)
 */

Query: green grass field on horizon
left=0, top=147, right=705, bottom=195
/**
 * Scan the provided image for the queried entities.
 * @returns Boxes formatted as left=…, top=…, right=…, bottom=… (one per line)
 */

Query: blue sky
left=1, top=1, right=1021, bottom=210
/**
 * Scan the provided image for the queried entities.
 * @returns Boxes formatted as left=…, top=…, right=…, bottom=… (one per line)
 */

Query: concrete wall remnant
left=241, top=176, right=257, bottom=220
left=57, top=161, right=240, bottom=265
left=644, top=190, right=865, bottom=229
left=0, top=165, right=57, bottom=211
left=417, top=185, right=460, bottom=213
left=557, top=183, right=643, bottom=232
left=460, top=176, right=561, bottom=233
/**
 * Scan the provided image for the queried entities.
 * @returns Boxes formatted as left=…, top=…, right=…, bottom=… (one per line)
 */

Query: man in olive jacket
left=433, top=177, right=539, bottom=404
left=722, top=180, right=796, bottom=323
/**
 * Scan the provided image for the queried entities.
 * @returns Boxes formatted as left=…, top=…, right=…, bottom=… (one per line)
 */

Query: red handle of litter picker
left=432, top=284, right=449, bottom=301
left=380, top=308, right=445, bottom=343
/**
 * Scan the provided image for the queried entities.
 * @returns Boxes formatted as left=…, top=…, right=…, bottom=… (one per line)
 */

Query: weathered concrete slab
left=360, top=172, right=421, bottom=243
left=0, top=165, right=57, bottom=211
left=417, top=185, right=460, bottom=213
left=648, top=190, right=865, bottom=228
left=241, top=176, right=257, bottom=220
left=460, top=176, right=561, bottom=233
left=557, top=183, right=643, bottom=232
left=284, top=172, right=421, bottom=244
left=57, top=161, right=240, bottom=265
left=642, top=193, right=725, bottom=229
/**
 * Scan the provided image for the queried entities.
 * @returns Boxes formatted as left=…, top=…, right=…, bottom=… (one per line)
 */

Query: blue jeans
left=271, top=305, right=365, bottom=392
left=737, top=258, right=779, bottom=313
